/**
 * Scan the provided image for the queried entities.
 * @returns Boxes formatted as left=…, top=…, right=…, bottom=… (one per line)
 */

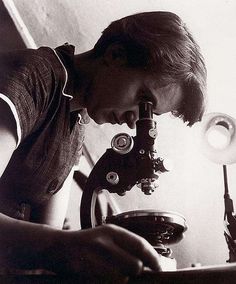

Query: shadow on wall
left=0, top=0, right=25, bottom=52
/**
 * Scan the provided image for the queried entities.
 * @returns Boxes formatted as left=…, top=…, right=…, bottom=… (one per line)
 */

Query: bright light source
left=206, top=125, right=230, bottom=150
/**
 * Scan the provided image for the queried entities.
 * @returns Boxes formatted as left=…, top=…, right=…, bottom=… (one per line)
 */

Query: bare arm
left=32, top=169, right=74, bottom=229
left=0, top=100, right=58, bottom=269
left=0, top=99, right=17, bottom=176
left=0, top=214, right=162, bottom=277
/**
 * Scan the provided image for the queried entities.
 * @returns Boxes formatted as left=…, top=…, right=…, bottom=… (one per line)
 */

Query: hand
left=49, top=224, right=162, bottom=280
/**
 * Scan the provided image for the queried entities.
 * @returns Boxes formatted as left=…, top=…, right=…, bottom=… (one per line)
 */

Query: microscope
left=80, top=101, right=187, bottom=261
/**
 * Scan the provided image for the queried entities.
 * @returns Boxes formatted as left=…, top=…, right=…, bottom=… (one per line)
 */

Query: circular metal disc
left=106, top=210, right=187, bottom=246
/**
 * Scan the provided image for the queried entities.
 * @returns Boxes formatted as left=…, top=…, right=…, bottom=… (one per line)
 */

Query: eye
left=139, top=92, right=152, bottom=103
left=138, top=87, right=158, bottom=110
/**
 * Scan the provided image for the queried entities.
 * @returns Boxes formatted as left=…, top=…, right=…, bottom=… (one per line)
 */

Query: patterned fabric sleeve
left=0, top=48, right=59, bottom=146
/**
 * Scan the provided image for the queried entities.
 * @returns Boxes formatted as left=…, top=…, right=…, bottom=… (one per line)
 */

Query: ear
left=103, top=44, right=127, bottom=67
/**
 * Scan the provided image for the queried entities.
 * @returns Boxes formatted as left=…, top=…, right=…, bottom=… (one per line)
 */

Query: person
left=0, top=11, right=206, bottom=280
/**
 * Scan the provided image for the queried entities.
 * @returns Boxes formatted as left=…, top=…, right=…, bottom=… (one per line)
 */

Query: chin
left=91, top=116, right=105, bottom=125
left=92, top=114, right=108, bottom=125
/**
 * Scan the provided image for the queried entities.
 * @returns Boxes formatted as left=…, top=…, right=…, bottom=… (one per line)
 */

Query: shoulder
left=0, top=46, right=68, bottom=142
left=0, top=46, right=68, bottom=101
left=0, top=46, right=65, bottom=79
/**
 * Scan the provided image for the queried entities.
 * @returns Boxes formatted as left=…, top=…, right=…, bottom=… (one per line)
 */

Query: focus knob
left=111, top=133, right=134, bottom=154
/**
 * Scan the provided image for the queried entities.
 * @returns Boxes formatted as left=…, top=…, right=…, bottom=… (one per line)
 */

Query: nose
left=125, top=111, right=138, bottom=129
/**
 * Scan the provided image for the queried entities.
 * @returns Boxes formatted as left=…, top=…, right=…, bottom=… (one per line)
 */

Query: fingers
left=92, top=236, right=144, bottom=276
left=102, top=224, right=162, bottom=271
left=65, top=224, right=162, bottom=278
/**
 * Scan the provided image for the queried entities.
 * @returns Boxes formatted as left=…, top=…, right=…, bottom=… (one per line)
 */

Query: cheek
left=91, top=72, right=138, bottom=109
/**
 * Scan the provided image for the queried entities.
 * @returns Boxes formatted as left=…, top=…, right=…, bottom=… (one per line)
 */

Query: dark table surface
left=1, top=263, right=236, bottom=284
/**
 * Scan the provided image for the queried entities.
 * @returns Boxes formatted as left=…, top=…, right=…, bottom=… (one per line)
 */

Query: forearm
left=0, top=214, right=163, bottom=277
left=0, top=212, right=63, bottom=270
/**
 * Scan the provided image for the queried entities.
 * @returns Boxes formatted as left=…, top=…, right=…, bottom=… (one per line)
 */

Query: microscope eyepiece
left=139, top=101, right=153, bottom=119
left=135, top=101, right=162, bottom=194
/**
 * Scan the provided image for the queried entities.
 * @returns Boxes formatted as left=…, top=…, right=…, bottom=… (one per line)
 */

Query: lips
left=113, top=113, right=122, bottom=125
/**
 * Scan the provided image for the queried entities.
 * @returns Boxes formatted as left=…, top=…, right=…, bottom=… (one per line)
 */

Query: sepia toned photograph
left=0, top=0, right=236, bottom=283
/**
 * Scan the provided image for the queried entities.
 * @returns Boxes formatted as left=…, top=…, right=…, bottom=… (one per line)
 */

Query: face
left=85, top=65, right=183, bottom=129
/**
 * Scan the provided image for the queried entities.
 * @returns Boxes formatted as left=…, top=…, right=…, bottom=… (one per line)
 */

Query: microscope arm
left=80, top=147, right=137, bottom=229
left=80, top=101, right=166, bottom=229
